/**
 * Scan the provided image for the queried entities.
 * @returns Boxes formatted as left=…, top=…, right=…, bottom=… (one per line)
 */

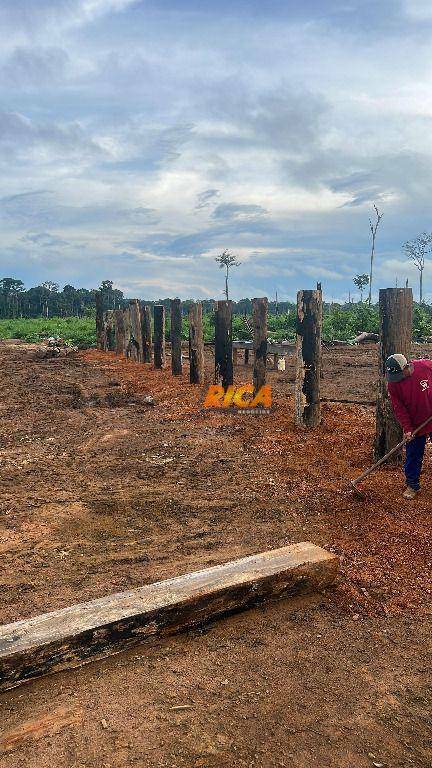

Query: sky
left=1, top=0, right=432, bottom=302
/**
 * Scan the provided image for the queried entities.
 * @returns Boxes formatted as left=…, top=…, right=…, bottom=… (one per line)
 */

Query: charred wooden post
left=0, top=543, right=338, bottom=692
left=374, top=288, right=413, bottom=461
left=189, top=302, right=205, bottom=384
left=114, top=309, right=126, bottom=356
left=153, top=305, right=166, bottom=369
left=295, top=289, right=323, bottom=427
left=215, top=300, right=233, bottom=388
left=95, top=291, right=104, bottom=350
left=273, top=353, right=278, bottom=369
left=252, top=297, right=268, bottom=396
left=170, top=298, right=182, bottom=375
left=104, top=310, right=116, bottom=351
left=141, top=304, right=153, bottom=363
left=244, top=349, right=249, bottom=365
left=128, top=299, right=143, bottom=362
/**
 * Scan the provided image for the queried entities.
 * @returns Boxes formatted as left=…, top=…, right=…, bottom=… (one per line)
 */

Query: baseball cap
left=385, top=353, right=408, bottom=383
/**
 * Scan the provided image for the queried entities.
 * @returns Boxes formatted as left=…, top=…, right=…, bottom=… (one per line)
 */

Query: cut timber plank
left=0, top=543, right=338, bottom=692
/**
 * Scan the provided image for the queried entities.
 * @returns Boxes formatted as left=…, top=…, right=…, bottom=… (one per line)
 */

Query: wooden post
left=189, top=302, right=205, bottom=384
left=233, top=348, right=239, bottom=366
left=95, top=291, right=104, bottom=350
left=123, top=305, right=132, bottom=358
left=295, top=289, right=323, bottom=427
left=141, top=304, right=153, bottom=363
left=153, top=305, right=166, bottom=369
left=128, top=299, right=143, bottom=362
left=104, top=310, right=116, bottom=351
left=252, top=297, right=268, bottom=396
left=215, top=300, right=233, bottom=388
left=170, top=298, right=182, bottom=375
left=374, top=288, right=413, bottom=461
left=114, top=309, right=126, bottom=356
left=273, top=353, right=278, bottom=370
left=244, top=349, right=249, bottom=365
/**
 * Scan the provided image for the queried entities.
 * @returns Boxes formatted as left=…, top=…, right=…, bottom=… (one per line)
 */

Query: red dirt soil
left=0, top=342, right=431, bottom=768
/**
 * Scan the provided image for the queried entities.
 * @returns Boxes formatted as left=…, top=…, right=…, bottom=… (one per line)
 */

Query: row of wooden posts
left=95, top=289, right=323, bottom=426
left=96, top=286, right=413, bottom=455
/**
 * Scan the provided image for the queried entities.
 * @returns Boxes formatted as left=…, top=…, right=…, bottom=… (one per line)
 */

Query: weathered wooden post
left=153, top=305, right=166, bottom=369
left=141, top=304, right=153, bottom=363
left=252, top=297, right=267, bottom=396
left=374, top=287, right=413, bottom=460
left=128, top=299, right=143, bottom=362
left=95, top=291, right=104, bottom=350
left=215, top=300, right=233, bottom=388
left=189, top=302, right=205, bottom=384
left=114, top=309, right=125, bottom=355
left=123, top=305, right=132, bottom=358
left=114, top=309, right=126, bottom=355
left=170, top=298, right=182, bottom=375
left=295, top=289, right=322, bottom=427
left=244, top=349, right=249, bottom=365
left=104, top=310, right=116, bottom=351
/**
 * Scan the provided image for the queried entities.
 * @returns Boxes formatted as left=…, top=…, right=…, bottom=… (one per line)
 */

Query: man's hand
left=404, top=432, right=413, bottom=441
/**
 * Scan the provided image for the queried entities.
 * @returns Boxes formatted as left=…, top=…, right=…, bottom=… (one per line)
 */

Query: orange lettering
left=232, top=384, right=254, bottom=408
left=250, top=385, right=272, bottom=408
left=203, top=385, right=225, bottom=408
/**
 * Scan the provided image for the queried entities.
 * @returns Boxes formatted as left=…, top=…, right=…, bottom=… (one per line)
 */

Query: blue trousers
left=404, top=433, right=432, bottom=490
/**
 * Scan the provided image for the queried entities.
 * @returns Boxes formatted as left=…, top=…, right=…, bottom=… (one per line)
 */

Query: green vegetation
left=2, top=302, right=432, bottom=348
left=0, top=316, right=96, bottom=348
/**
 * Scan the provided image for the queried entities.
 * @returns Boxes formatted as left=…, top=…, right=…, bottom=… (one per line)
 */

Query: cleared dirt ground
left=0, top=341, right=431, bottom=768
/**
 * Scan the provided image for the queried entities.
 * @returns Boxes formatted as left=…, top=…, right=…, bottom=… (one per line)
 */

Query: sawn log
left=0, top=542, right=338, bottom=692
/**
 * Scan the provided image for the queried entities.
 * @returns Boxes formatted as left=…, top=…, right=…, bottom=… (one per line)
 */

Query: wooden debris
left=0, top=543, right=338, bottom=692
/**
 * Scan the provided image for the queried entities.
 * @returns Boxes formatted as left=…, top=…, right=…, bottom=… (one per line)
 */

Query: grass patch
left=0, top=317, right=96, bottom=348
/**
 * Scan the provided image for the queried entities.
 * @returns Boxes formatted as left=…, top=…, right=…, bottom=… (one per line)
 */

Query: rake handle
left=352, top=413, right=432, bottom=487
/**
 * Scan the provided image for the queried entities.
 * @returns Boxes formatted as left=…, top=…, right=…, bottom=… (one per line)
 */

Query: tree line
left=0, top=277, right=299, bottom=319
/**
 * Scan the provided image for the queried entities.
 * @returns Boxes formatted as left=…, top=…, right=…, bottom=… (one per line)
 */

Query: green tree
left=215, top=249, right=240, bottom=300
left=353, top=273, right=369, bottom=302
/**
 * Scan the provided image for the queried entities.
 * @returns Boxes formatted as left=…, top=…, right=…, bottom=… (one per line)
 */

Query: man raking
left=386, top=353, right=432, bottom=498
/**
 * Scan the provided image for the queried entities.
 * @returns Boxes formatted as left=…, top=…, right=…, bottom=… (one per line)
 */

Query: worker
left=386, top=353, right=432, bottom=498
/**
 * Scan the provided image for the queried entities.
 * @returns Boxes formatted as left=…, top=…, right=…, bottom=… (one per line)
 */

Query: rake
left=350, top=414, right=432, bottom=499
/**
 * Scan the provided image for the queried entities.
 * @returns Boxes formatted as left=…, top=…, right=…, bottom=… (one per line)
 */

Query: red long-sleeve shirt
left=388, top=359, right=432, bottom=435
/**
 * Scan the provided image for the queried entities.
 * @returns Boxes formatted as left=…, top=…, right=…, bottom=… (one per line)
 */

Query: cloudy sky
left=1, top=0, right=432, bottom=301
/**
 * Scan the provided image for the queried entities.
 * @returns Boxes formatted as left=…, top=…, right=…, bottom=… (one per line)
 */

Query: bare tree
left=403, top=232, right=432, bottom=303
left=215, top=249, right=240, bottom=300
left=368, top=204, right=383, bottom=304
left=353, top=273, right=369, bottom=302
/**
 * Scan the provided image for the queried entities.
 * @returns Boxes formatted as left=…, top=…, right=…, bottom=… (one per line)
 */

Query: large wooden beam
left=374, top=287, right=413, bottom=461
left=295, top=289, right=323, bottom=427
left=0, top=543, right=337, bottom=692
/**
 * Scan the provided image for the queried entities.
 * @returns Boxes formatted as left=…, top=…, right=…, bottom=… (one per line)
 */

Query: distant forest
left=0, top=277, right=297, bottom=319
